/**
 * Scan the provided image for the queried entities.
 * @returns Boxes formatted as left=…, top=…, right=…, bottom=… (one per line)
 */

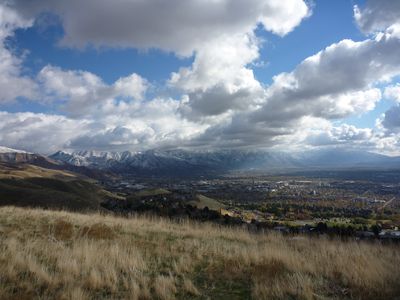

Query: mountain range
left=0, top=147, right=108, bottom=180
left=50, top=148, right=400, bottom=176
left=1, top=146, right=400, bottom=176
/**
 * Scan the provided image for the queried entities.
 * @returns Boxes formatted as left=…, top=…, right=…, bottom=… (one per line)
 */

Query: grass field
left=134, top=188, right=171, bottom=197
left=0, top=163, right=122, bottom=211
left=189, top=194, right=225, bottom=211
left=0, top=178, right=118, bottom=211
left=0, top=163, right=80, bottom=180
left=0, top=206, right=399, bottom=299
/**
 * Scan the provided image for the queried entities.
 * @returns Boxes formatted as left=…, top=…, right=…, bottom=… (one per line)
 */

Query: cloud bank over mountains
left=0, top=0, right=400, bottom=155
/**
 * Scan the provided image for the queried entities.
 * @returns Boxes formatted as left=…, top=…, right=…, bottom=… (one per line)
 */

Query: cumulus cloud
left=33, top=65, right=204, bottom=151
left=171, top=33, right=265, bottom=120
left=0, top=3, right=36, bottom=102
left=69, top=126, right=153, bottom=151
left=38, top=65, right=148, bottom=117
left=0, top=0, right=313, bottom=152
left=257, top=29, right=400, bottom=120
left=179, top=84, right=264, bottom=121
left=170, top=33, right=261, bottom=91
left=9, top=0, right=309, bottom=55
left=0, top=111, right=90, bottom=153
left=293, top=120, right=400, bottom=156
left=183, top=22, right=400, bottom=150
left=2, top=0, right=400, bottom=155
left=0, top=95, right=206, bottom=153
left=381, top=105, right=400, bottom=133
left=354, top=0, right=400, bottom=34
left=384, top=84, right=400, bottom=103
left=304, top=123, right=374, bottom=147
left=114, top=74, right=148, bottom=100
left=4, top=0, right=309, bottom=125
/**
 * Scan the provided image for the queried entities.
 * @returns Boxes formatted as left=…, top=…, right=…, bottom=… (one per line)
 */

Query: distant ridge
left=0, top=146, right=42, bottom=164
left=0, top=146, right=31, bottom=154
left=0, top=146, right=110, bottom=181
left=49, top=148, right=400, bottom=176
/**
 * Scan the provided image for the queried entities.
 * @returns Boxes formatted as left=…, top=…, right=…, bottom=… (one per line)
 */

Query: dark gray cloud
left=382, top=105, right=400, bottom=132
left=180, top=84, right=264, bottom=120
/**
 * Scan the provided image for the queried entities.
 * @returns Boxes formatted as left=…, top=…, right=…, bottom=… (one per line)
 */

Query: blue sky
left=0, top=0, right=399, bottom=154
left=12, top=1, right=365, bottom=85
left=9, top=0, right=374, bottom=122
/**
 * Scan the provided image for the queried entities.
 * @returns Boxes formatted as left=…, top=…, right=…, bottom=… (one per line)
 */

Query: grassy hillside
left=134, top=188, right=171, bottom=197
left=0, top=162, right=82, bottom=180
left=0, top=207, right=399, bottom=300
left=189, top=194, right=225, bottom=211
left=0, top=163, right=120, bottom=211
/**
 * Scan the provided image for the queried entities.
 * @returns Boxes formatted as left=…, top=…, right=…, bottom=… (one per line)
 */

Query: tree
left=371, top=224, right=382, bottom=236
left=316, top=222, right=328, bottom=233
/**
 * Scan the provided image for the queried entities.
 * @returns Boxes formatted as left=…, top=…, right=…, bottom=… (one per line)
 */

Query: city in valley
left=103, top=169, right=400, bottom=240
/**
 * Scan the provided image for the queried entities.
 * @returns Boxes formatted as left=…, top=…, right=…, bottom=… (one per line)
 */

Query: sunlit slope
left=189, top=194, right=226, bottom=211
left=0, top=162, right=81, bottom=180
left=0, top=163, right=118, bottom=211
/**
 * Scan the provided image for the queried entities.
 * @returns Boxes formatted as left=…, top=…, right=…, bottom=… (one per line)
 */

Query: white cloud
left=0, top=111, right=90, bottom=154
left=114, top=74, right=147, bottom=100
left=0, top=95, right=206, bottom=153
left=30, top=22, right=400, bottom=153
left=0, top=3, right=31, bottom=40
left=33, top=66, right=204, bottom=151
left=2, top=0, right=400, bottom=155
left=4, top=0, right=310, bottom=125
left=170, top=33, right=261, bottom=91
left=10, top=0, right=310, bottom=56
left=0, top=4, right=36, bottom=102
left=252, top=27, right=400, bottom=124
left=185, top=23, right=400, bottom=151
left=384, top=84, right=400, bottom=103
left=304, top=123, right=374, bottom=147
left=170, top=33, right=264, bottom=120
left=257, top=118, right=400, bottom=156
left=354, top=0, right=400, bottom=34
left=69, top=126, right=154, bottom=150
left=0, top=45, right=37, bottom=102
left=38, top=65, right=148, bottom=117
left=0, top=0, right=312, bottom=152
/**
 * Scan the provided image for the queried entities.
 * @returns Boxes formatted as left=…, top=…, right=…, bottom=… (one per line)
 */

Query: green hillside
left=189, top=194, right=225, bottom=211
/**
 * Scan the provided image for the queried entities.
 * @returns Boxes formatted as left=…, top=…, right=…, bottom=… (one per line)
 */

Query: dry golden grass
left=0, top=206, right=399, bottom=300
left=0, top=164, right=79, bottom=180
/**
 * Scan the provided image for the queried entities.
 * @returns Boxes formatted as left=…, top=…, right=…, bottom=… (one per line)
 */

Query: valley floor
left=0, top=206, right=399, bottom=300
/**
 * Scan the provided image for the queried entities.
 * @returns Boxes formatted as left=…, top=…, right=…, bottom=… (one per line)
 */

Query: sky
left=0, top=0, right=400, bottom=155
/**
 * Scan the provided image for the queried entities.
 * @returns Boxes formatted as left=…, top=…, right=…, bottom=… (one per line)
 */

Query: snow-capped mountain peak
left=48, top=148, right=400, bottom=176
left=0, top=146, right=31, bottom=154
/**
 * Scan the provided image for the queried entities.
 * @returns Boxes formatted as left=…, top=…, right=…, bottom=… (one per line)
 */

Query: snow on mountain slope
left=0, top=146, right=30, bottom=154
left=0, top=146, right=39, bottom=164
left=49, top=148, right=400, bottom=175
